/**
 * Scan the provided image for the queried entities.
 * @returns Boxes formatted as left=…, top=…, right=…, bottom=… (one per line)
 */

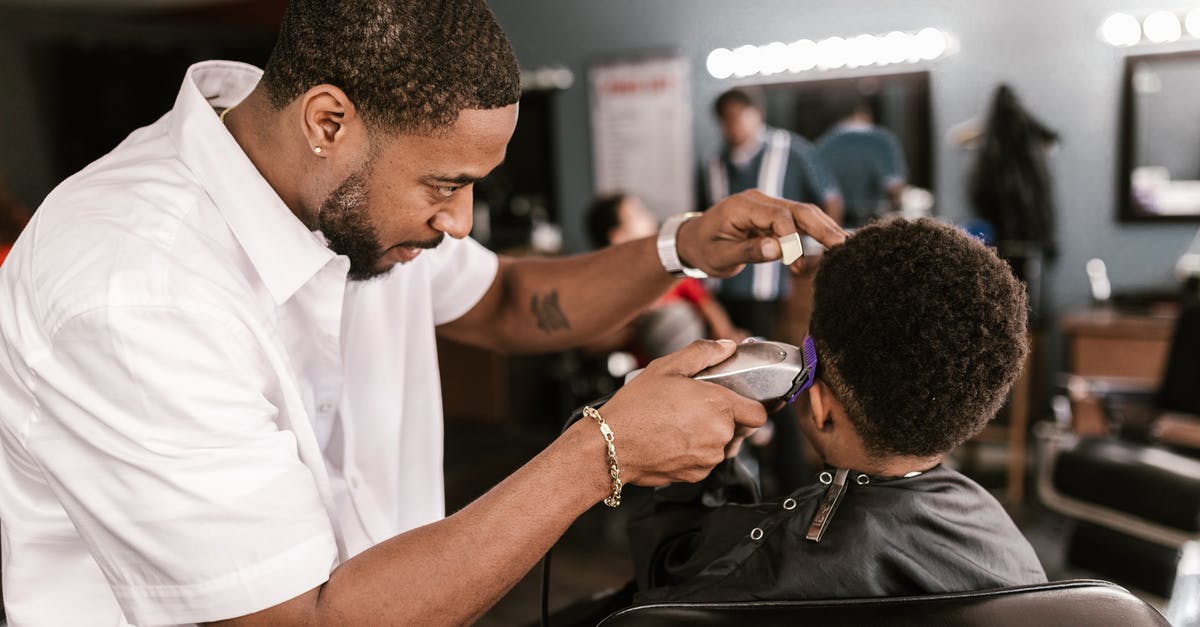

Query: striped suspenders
left=708, top=129, right=791, bottom=300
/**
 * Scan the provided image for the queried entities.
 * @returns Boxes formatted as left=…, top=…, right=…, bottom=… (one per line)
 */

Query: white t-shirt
left=0, top=61, right=498, bottom=626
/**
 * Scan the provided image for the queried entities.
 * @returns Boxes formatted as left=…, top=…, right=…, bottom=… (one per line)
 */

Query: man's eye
left=437, top=186, right=460, bottom=198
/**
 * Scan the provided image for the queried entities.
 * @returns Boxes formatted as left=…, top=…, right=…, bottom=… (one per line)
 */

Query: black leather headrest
left=598, top=579, right=1168, bottom=627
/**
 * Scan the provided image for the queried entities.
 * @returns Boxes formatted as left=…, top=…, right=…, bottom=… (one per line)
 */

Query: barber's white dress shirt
left=0, top=61, right=498, bottom=625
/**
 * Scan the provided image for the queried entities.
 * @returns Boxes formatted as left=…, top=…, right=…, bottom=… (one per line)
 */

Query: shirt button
left=349, top=475, right=361, bottom=490
left=318, top=402, right=334, bottom=414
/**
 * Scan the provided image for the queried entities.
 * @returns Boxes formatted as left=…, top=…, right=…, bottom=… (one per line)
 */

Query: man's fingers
left=719, top=236, right=780, bottom=267
left=741, top=190, right=847, bottom=248
left=651, top=338, right=738, bottom=377
left=788, top=201, right=847, bottom=249
left=726, top=191, right=847, bottom=256
left=731, top=396, right=768, bottom=430
left=726, top=190, right=800, bottom=241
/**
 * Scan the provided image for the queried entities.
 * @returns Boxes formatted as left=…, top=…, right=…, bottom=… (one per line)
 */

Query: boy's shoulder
left=636, top=465, right=1046, bottom=605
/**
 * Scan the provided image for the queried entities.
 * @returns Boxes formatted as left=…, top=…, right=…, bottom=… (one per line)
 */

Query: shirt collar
left=167, top=60, right=340, bottom=305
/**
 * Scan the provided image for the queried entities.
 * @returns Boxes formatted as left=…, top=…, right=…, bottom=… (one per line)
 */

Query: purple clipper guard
left=785, top=336, right=819, bottom=405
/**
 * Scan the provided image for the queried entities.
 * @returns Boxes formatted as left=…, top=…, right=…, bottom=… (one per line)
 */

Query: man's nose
left=431, top=187, right=474, bottom=239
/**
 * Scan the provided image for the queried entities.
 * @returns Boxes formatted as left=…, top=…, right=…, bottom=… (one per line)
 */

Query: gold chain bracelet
left=583, top=406, right=622, bottom=507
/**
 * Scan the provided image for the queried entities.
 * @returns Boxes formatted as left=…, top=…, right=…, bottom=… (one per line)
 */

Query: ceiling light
left=846, top=34, right=880, bottom=69
left=1143, top=11, right=1182, bottom=43
left=706, top=47, right=735, bottom=79
left=879, top=31, right=911, bottom=65
left=1100, top=13, right=1142, bottom=46
left=914, top=28, right=947, bottom=61
left=732, top=44, right=762, bottom=78
left=816, top=36, right=848, bottom=70
left=1188, top=9, right=1200, bottom=38
left=786, top=39, right=817, bottom=73
left=705, top=26, right=950, bottom=80
left=759, top=41, right=790, bottom=75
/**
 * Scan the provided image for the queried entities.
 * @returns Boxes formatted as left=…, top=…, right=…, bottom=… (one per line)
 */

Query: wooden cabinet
left=1060, top=308, right=1178, bottom=435
left=1061, top=309, right=1177, bottom=386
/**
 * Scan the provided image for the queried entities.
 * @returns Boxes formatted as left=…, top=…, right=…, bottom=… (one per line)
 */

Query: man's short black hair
left=585, top=193, right=627, bottom=249
left=828, top=91, right=873, bottom=122
left=810, top=217, right=1028, bottom=458
left=261, top=0, right=521, bottom=135
left=713, top=88, right=761, bottom=119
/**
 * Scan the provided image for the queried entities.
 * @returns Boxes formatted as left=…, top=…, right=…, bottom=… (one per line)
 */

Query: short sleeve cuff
left=113, top=533, right=338, bottom=625
left=430, top=237, right=500, bottom=325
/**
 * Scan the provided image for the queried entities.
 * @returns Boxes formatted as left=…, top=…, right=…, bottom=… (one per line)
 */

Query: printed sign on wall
left=589, top=56, right=695, bottom=220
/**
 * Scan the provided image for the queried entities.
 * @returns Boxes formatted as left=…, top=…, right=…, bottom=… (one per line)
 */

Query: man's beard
left=318, top=169, right=444, bottom=282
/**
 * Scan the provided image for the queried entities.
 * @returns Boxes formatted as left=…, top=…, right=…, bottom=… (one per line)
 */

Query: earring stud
left=313, top=146, right=323, bottom=154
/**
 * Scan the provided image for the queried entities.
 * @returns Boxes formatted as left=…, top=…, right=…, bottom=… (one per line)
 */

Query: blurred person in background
left=817, top=95, right=908, bottom=228
left=700, top=88, right=842, bottom=494
left=585, top=192, right=746, bottom=363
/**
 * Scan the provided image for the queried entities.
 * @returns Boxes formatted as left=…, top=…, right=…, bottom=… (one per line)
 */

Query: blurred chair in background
left=1037, top=301, right=1200, bottom=602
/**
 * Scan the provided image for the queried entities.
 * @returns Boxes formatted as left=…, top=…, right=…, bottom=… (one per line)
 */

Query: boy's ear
left=807, top=380, right=836, bottom=432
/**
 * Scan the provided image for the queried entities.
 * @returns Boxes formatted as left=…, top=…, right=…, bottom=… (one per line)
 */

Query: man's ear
left=298, top=84, right=361, bottom=158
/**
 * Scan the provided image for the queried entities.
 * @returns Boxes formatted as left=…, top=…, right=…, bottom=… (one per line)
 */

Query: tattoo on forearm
left=531, top=290, right=571, bottom=333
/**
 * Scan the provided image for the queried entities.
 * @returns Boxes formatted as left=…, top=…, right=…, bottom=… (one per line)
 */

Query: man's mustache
left=390, top=233, right=445, bottom=251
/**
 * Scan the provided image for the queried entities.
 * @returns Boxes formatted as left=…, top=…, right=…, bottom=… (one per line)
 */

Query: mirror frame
left=1118, top=49, right=1200, bottom=223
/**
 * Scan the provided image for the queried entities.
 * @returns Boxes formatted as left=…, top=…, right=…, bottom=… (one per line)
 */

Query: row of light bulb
left=705, top=28, right=950, bottom=79
left=1100, top=10, right=1200, bottom=47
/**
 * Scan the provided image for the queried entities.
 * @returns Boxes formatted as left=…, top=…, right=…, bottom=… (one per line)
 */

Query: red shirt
left=658, top=277, right=710, bottom=307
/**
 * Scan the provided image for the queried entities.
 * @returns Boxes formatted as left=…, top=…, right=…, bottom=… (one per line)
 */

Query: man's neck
left=222, top=88, right=317, bottom=228
left=728, top=126, right=767, bottom=167
left=840, top=112, right=873, bottom=130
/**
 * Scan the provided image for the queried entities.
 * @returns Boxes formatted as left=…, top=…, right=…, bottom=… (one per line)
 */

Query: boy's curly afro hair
left=810, top=217, right=1028, bottom=458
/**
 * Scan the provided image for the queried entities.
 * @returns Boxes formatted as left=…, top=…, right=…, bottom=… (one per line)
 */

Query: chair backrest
left=1159, top=302, right=1200, bottom=415
left=597, top=579, right=1169, bottom=627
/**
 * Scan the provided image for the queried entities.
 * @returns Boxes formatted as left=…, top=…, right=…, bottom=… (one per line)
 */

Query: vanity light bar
left=705, top=28, right=950, bottom=80
left=1101, top=10, right=1200, bottom=47
left=519, top=65, right=575, bottom=91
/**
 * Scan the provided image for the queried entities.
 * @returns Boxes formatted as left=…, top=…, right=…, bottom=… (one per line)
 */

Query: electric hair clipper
left=692, top=337, right=818, bottom=404
left=566, top=337, right=818, bottom=432
left=625, top=337, right=818, bottom=404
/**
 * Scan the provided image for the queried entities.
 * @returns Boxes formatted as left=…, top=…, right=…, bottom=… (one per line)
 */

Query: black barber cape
left=631, top=461, right=1047, bottom=604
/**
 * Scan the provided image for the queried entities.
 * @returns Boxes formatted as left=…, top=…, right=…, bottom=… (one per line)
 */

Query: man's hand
left=595, top=339, right=767, bottom=486
left=676, top=189, right=848, bottom=278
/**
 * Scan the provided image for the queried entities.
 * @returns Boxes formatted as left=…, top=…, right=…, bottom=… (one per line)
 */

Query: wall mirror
left=758, top=71, right=933, bottom=197
left=1120, top=50, right=1200, bottom=221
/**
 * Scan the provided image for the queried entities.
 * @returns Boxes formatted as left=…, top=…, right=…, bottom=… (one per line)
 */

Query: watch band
left=657, top=212, right=708, bottom=279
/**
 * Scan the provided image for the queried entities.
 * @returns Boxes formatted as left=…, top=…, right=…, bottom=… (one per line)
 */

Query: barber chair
left=1036, top=303, right=1200, bottom=598
left=597, top=579, right=1168, bottom=626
